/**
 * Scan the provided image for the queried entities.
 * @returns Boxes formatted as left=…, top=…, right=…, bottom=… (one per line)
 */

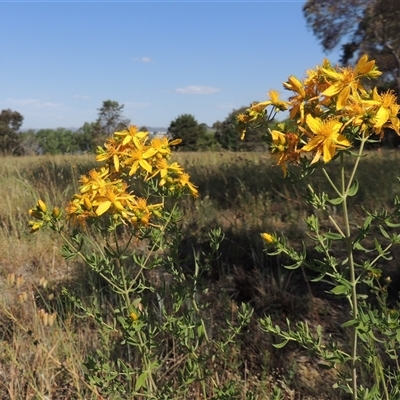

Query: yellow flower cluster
left=28, top=200, right=61, bottom=232
left=29, top=126, right=199, bottom=230
left=239, top=55, right=400, bottom=175
left=65, top=126, right=198, bottom=226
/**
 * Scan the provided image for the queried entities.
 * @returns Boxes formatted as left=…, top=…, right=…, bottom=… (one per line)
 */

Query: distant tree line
left=1, top=95, right=399, bottom=155
left=0, top=99, right=273, bottom=155
left=0, top=100, right=131, bottom=155
left=2, top=0, right=399, bottom=155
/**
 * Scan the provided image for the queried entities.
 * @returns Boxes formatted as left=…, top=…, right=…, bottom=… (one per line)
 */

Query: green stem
left=130, top=197, right=177, bottom=289
left=306, top=182, right=345, bottom=237
left=340, top=137, right=368, bottom=400
left=116, top=226, right=159, bottom=396
left=59, top=232, right=122, bottom=294
left=321, top=167, right=342, bottom=198
left=340, top=151, right=358, bottom=400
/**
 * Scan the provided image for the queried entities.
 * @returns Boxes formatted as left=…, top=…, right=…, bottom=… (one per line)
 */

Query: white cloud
left=74, top=94, right=90, bottom=100
left=132, top=56, right=153, bottom=63
left=175, top=85, right=220, bottom=95
left=2, top=98, right=62, bottom=109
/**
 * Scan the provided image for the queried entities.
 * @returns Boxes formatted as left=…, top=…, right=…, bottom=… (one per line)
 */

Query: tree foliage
left=303, top=0, right=400, bottom=94
left=0, top=109, right=24, bottom=154
left=32, top=124, right=99, bottom=155
left=75, top=122, right=99, bottom=152
left=96, top=100, right=130, bottom=137
left=167, top=114, right=206, bottom=151
left=35, top=128, right=79, bottom=154
left=214, top=106, right=267, bottom=151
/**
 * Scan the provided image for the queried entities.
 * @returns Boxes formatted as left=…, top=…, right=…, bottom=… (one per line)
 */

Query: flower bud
left=52, top=207, right=61, bottom=218
left=29, top=209, right=42, bottom=219
left=83, top=197, right=92, bottom=211
left=37, top=200, right=47, bottom=213
left=29, top=221, right=43, bottom=233
left=261, top=232, right=275, bottom=244
left=130, top=311, right=139, bottom=322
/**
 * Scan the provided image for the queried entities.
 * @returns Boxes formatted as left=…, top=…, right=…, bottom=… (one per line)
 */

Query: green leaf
left=311, top=273, right=326, bottom=282
left=60, top=244, right=77, bottom=260
left=353, top=242, right=369, bottom=251
left=330, top=285, right=348, bottom=295
left=273, top=339, right=289, bottom=349
left=104, top=246, right=117, bottom=258
left=342, top=319, right=359, bottom=328
left=324, top=232, right=343, bottom=240
left=385, top=220, right=400, bottom=228
left=327, top=197, right=343, bottom=205
left=347, top=180, right=359, bottom=197
left=379, top=225, right=390, bottom=239
left=318, top=363, right=333, bottom=370
left=396, top=329, right=400, bottom=343
left=135, top=371, right=148, bottom=391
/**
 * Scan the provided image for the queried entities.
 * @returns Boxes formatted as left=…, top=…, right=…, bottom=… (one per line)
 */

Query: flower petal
left=96, top=201, right=112, bottom=216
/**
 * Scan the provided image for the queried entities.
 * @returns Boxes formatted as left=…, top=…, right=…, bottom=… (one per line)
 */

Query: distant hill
left=146, top=126, right=168, bottom=132
left=21, top=126, right=169, bottom=133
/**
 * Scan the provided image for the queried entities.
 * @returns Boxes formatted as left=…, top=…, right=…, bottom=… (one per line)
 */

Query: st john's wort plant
left=239, top=55, right=400, bottom=399
left=28, top=127, right=254, bottom=399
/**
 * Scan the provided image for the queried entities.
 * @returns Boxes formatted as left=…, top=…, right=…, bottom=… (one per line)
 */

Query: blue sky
left=0, top=1, right=341, bottom=130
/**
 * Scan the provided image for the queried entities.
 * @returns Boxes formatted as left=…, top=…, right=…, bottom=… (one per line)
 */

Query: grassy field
left=1, top=150, right=400, bottom=399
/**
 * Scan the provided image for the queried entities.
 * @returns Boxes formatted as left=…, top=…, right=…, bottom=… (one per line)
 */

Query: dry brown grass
left=1, top=150, right=400, bottom=399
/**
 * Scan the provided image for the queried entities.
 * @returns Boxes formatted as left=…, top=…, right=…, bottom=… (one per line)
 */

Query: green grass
left=1, top=150, right=400, bottom=399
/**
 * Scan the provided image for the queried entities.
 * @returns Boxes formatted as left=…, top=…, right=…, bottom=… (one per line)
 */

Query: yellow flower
left=65, top=198, right=83, bottom=216
left=270, top=130, right=300, bottom=177
left=147, top=159, right=184, bottom=185
left=129, top=198, right=162, bottom=227
left=92, top=185, right=135, bottom=218
left=248, top=91, right=289, bottom=117
left=124, top=148, right=153, bottom=176
left=261, top=233, right=275, bottom=244
left=114, top=125, right=149, bottom=147
left=354, top=54, right=382, bottom=79
left=145, top=136, right=182, bottom=159
left=249, top=101, right=270, bottom=114
left=175, top=173, right=199, bottom=197
left=96, top=137, right=124, bottom=172
left=320, top=56, right=379, bottom=111
left=321, top=68, right=357, bottom=110
left=237, top=113, right=249, bottom=123
left=369, top=88, right=400, bottom=136
left=265, top=90, right=289, bottom=111
left=301, top=115, right=350, bottom=164
left=283, top=76, right=306, bottom=122
left=79, top=167, right=113, bottom=195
